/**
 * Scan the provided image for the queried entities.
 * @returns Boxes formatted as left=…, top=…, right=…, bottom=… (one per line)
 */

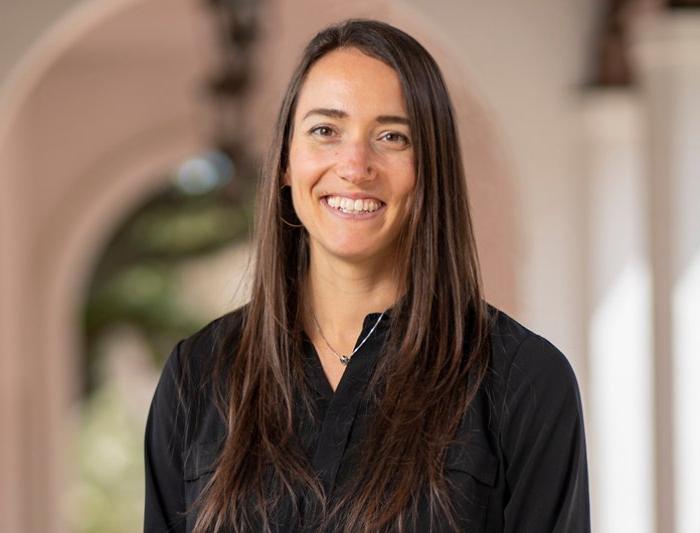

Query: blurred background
left=0, top=0, right=698, bottom=531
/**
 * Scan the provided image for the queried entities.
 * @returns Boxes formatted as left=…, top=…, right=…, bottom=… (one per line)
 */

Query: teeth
left=325, top=195, right=382, bottom=214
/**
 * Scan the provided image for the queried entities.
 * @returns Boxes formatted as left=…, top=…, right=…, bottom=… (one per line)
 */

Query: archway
left=0, top=0, right=517, bottom=530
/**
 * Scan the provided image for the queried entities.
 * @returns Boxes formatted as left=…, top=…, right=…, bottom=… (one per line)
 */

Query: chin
left=325, top=244, right=382, bottom=264
left=331, top=248, right=374, bottom=262
left=311, top=235, right=392, bottom=265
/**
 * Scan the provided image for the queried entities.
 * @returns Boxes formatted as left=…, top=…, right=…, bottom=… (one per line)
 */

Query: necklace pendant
left=310, top=309, right=385, bottom=368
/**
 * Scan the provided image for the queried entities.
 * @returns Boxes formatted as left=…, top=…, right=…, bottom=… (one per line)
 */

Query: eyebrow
left=302, top=108, right=409, bottom=125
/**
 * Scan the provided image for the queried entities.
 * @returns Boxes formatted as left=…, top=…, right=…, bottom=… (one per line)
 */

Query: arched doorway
left=0, top=0, right=517, bottom=530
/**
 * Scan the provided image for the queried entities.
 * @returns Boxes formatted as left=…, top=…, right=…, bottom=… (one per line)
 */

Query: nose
left=334, top=139, right=376, bottom=184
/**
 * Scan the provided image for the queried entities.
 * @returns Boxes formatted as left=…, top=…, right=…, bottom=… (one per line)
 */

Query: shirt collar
left=362, top=305, right=394, bottom=329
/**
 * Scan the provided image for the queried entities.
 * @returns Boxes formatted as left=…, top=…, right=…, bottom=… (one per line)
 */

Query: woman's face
left=285, top=47, right=416, bottom=266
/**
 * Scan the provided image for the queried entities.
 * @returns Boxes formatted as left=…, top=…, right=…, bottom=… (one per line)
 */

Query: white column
left=580, top=90, right=654, bottom=533
left=632, top=10, right=700, bottom=533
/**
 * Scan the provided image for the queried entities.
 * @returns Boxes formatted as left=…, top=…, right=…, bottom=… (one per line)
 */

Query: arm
left=500, top=334, right=591, bottom=533
left=144, top=340, right=188, bottom=533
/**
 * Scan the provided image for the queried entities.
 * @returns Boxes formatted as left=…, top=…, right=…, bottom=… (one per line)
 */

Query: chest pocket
left=182, top=440, right=292, bottom=532
left=182, top=440, right=222, bottom=530
left=442, top=432, right=499, bottom=532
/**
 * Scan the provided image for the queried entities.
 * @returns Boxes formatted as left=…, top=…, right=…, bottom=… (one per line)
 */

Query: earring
left=280, top=184, right=305, bottom=228
left=280, top=216, right=305, bottom=228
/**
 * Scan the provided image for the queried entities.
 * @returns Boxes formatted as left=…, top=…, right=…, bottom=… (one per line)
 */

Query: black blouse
left=144, top=304, right=591, bottom=532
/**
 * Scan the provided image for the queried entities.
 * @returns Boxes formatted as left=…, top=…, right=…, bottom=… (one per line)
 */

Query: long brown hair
left=190, top=18, right=494, bottom=532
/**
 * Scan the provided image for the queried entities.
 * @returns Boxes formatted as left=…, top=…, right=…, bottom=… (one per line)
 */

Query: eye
left=379, top=131, right=411, bottom=147
left=308, top=125, right=337, bottom=138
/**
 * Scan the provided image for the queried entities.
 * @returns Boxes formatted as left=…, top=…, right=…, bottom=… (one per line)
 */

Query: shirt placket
left=300, top=314, right=388, bottom=532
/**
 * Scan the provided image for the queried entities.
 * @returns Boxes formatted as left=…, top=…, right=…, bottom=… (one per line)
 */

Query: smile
left=321, top=196, right=386, bottom=219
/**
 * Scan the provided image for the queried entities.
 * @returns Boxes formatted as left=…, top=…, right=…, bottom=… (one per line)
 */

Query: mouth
left=321, top=195, right=386, bottom=219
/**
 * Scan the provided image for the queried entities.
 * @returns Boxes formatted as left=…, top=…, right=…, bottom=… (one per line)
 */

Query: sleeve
left=144, top=340, right=188, bottom=532
left=500, top=334, right=591, bottom=533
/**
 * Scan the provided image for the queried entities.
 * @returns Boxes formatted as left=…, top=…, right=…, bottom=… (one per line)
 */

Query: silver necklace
left=311, top=310, right=386, bottom=365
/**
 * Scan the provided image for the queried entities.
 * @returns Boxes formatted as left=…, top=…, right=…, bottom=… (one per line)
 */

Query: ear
left=282, top=168, right=290, bottom=187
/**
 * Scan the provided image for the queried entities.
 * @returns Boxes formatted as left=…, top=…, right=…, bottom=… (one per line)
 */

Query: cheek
left=385, top=151, right=415, bottom=186
left=393, top=162, right=417, bottom=200
left=288, top=143, right=333, bottom=181
left=392, top=174, right=417, bottom=224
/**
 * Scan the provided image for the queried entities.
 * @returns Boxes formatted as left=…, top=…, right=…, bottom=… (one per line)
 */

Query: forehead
left=295, top=47, right=408, bottom=119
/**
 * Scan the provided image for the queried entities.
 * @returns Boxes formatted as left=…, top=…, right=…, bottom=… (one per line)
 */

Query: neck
left=303, top=245, right=401, bottom=345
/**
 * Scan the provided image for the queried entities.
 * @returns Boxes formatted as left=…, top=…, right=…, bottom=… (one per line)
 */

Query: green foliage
left=68, top=383, right=148, bottom=533
left=82, top=183, right=253, bottom=391
left=74, top=168, right=254, bottom=532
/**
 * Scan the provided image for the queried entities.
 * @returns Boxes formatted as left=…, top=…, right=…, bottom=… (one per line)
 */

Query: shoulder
left=150, top=304, right=249, bottom=446
left=483, top=303, right=582, bottom=414
left=179, top=303, right=249, bottom=369
left=486, top=302, right=577, bottom=377
left=159, top=303, right=249, bottom=400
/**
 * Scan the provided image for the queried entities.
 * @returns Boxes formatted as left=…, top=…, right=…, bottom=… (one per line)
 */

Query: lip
left=321, top=196, right=386, bottom=220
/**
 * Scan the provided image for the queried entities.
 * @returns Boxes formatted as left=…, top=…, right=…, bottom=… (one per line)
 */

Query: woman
left=144, top=19, right=590, bottom=533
